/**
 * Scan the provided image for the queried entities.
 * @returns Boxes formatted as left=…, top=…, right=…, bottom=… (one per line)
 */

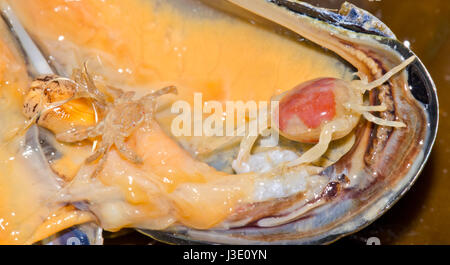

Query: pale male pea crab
left=22, top=64, right=177, bottom=177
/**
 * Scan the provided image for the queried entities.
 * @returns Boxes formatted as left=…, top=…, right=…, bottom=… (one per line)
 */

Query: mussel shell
left=6, top=0, right=436, bottom=245
left=140, top=0, right=438, bottom=244
left=38, top=223, right=103, bottom=245
left=24, top=125, right=104, bottom=245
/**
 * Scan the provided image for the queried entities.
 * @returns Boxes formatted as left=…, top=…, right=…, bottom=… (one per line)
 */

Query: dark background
left=105, top=0, right=450, bottom=245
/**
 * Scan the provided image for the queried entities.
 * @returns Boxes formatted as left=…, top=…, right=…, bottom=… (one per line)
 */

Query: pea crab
left=233, top=56, right=416, bottom=171
left=22, top=64, right=177, bottom=176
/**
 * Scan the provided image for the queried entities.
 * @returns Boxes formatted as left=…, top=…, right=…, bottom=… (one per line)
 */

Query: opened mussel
left=0, top=0, right=437, bottom=245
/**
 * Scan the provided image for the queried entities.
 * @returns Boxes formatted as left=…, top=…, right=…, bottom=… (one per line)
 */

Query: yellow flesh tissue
left=0, top=23, right=95, bottom=244
left=0, top=0, right=353, bottom=243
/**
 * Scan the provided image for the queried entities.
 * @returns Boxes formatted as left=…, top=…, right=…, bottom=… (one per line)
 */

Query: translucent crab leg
left=358, top=55, right=416, bottom=92
left=55, top=126, right=95, bottom=143
left=231, top=105, right=276, bottom=171
left=362, top=112, right=406, bottom=128
left=114, top=136, right=144, bottom=164
left=344, top=103, right=387, bottom=112
left=286, top=119, right=346, bottom=167
left=232, top=121, right=259, bottom=172
left=142, top=85, right=178, bottom=99
left=48, top=76, right=105, bottom=101
left=199, top=106, right=271, bottom=156
left=81, top=62, right=109, bottom=105
left=345, top=103, right=406, bottom=127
